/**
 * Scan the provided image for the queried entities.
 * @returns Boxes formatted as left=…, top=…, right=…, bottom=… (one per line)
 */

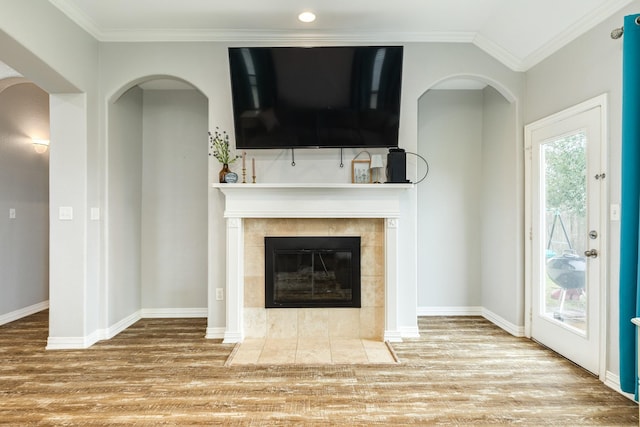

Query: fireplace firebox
left=265, top=236, right=361, bottom=308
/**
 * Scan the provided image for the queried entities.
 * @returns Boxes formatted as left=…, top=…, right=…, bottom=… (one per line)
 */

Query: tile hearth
left=226, top=338, right=398, bottom=366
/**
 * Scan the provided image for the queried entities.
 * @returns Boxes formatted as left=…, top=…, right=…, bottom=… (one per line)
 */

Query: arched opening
left=417, top=76, right=521, bottom=325
left=0, top=75, right=50, bottom=324
left=107, top=76, right=209, bottom=329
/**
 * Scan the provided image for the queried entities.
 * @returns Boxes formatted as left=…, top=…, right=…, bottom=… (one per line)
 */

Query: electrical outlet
left=216, top=288, right=224, bottom=301
left=9, top=208, right=16, bottom=219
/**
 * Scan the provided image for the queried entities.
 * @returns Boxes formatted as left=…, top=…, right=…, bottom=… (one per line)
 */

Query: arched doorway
left=107, top=77, right=209, bottom=330
left=416, top=77, right=522, bottom=331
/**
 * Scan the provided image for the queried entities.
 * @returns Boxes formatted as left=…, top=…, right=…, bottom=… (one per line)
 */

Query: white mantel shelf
left=212, top=182, right=413, bottom=219
left=211, top=183, right=414, bottom=189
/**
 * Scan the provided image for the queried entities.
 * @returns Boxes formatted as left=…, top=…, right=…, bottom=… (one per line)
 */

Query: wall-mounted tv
left=228, top=46, right=403, bottom=149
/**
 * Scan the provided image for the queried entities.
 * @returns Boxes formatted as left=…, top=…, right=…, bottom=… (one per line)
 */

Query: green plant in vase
left=209, top=127, right=240, bottom=183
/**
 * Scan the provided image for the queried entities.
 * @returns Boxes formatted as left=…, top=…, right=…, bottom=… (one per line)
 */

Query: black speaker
left=386, top=148, right=410, bottom=183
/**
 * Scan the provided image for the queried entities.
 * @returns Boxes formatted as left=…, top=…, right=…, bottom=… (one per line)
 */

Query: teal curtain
left=619, top=13, right=640, bottom=397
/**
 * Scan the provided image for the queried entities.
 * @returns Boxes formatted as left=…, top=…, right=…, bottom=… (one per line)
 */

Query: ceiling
left=0, top=0, right=632, bottom=82
left=46, top=0, right=632, bottom=72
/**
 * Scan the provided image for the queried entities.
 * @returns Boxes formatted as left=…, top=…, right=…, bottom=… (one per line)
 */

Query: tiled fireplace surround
left=213, top=184, right=411, bottom=343
left=243, top=218, right=384, bottom=339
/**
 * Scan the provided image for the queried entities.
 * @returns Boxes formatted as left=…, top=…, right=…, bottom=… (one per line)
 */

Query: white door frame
left=524, top=93, right=608, bottom=380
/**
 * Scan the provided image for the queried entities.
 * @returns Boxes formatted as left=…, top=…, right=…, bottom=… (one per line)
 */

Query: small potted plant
left=209, top=127, right=240, bottom=183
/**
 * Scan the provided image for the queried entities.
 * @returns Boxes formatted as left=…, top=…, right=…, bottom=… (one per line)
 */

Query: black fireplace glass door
left=265, top=237, right=361, bottom=308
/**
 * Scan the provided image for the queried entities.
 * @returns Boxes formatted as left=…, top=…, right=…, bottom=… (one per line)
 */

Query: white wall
left=524, top=2, right=636, bottom=381
left=141, top=89, right=208, bottom=310
left=0, top=82, right=49, bottom=321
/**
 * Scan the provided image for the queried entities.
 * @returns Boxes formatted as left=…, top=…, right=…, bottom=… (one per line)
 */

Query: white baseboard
left=140, top=308, right=207, bottom=318
left=417, top=306, right=483, bottom=316
left=399, top=326, right=420, bottom=338
left=100, top=311, right=142, bottom=340
left=384, top=330, right=404, bottom=342
left=47, top=308, right=209, bottom=350
left=481, top=308, right=525, bottom=337
left=222, top=331, right=244, bottom=343
left=0, top=301, right=49, bottom=326
left=46, top=332, right=100, bottom=350
left=416, top=306, right=524, bottom=337
left=205, top=327, right=226, bottom=339
left=604, top=370, right=636, bottom=401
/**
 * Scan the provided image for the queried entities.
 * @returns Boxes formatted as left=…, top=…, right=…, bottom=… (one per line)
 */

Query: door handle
left=584, top=249, right=598, bottom=258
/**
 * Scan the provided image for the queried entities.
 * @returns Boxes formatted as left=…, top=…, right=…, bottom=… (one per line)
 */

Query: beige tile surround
left=243, top=218, right=385, bottom=340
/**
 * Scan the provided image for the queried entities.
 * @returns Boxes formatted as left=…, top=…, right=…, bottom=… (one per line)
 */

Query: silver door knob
left=584, top=249, right=598, bottom=258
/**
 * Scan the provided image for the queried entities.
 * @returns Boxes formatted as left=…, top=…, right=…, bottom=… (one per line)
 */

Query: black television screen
left=228, top=46, right=403, bottom=149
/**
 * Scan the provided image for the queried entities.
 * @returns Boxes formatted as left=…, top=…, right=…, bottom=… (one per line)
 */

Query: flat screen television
left=228, top=46, right=403, bottom=149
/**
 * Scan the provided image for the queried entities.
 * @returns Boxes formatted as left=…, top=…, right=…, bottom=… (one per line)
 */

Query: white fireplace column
left=223, top=217, right=244, bottom=343
left=384, top=217, right=401, bottom=342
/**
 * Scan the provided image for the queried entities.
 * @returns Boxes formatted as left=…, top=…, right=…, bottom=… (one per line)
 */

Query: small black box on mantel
left=386, top=148, right=410, bottom=183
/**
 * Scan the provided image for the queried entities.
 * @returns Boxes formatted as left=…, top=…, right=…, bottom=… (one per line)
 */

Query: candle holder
left=242, top=168, right=247, bottom=184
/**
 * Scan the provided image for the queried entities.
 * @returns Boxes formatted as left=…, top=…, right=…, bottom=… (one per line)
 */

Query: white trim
left=417, top=306, right=483, bottom=316
left=482, top=308, right=525, bottom=337
left=473, top=34, right=524, bottom=72
left=384, top=330, right=403, bottom=342
left=222, top=331, right=244, bottom=343
left=140, top=308, right=207, bottom=318
left=520, top=0, right=633, bottom=70
left=0, top=301, right=49, bottom=326
left=524, top=93, right=609, bottom=380
left=205, top=327, right=226, bottom=339
left=416, top=306, right=524, bottom=337
left=399, top=326, right=420, bottom=339
left=46, top=332, right=100, bottom=350
left=604, top=370, right=636, bottom=401
left=100, top=311, right=141, bottom=340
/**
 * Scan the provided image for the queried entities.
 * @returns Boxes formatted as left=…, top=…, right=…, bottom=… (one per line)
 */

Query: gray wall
left=108, top=86, right=143, bottom=325
left=480, top=86, right=521, bottom=323
left=418, top=89, right=484, bottom=308
left=417, top=86, right=519, bottom=328
left=141, top=89, right=208, bottom=310
left=0, top=82, right=49, bottom=319
left=107, top=86, right=209, bottom=323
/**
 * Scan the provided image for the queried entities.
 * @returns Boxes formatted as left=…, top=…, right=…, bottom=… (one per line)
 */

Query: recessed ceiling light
left=298, top=11, right=316, bottom=23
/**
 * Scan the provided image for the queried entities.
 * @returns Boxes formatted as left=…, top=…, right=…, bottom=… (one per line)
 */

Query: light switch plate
left=216, top=288, right=224, bottom=301
left=9, top=208, right=16, bottom=219
left=610, top=203, right=620, bottom=221
left=90, top=207, right=100, bottom=221
left=59, top=206, right=73, bottom=220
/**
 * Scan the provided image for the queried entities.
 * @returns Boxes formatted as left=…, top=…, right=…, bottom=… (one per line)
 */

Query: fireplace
left=211, top=183, right=414, bottom=343
left=265, top=236, right=361, bottom=308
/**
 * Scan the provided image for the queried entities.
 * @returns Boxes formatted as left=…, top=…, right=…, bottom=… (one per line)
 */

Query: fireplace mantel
left=212, top=183, right=412, bottom=219
left=211, top=182, right=413, bottom=343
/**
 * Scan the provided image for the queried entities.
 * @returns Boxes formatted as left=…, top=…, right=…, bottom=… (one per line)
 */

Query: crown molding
left=472, top=34, right=525, bottom=72
left=91, top=28, right=477, bottom=44
left=48, top=0, right=102, bottom=39
left=520, top=0, right=633, bottom=70
left=49, top=0, right=634, bottom=72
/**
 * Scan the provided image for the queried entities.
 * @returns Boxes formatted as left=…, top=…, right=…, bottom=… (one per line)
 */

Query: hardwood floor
left=1, top=311, right=637, bottom=425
